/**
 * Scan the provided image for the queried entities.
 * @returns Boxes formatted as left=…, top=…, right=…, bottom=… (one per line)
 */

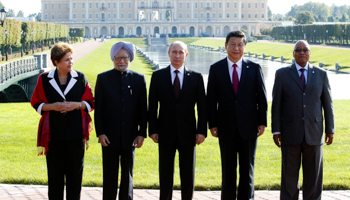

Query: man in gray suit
left=271, top=40, right=335, bottom=200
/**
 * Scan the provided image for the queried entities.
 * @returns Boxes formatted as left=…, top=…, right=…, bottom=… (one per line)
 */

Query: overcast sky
left=1, top=0, right=350, bottom=17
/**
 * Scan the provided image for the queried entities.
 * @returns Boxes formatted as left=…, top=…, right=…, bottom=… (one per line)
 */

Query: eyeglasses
left=294, top=49, right=310, bottom=53
left=114, top=55, right=130, bottom=62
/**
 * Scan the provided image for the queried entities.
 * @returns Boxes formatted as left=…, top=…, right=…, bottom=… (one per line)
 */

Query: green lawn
left=0, top=38, right=349, bottom=190
left=169, top=37, right=350, bottom=72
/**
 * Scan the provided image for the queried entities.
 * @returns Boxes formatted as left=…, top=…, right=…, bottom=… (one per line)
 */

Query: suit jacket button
left=304, top=105, right=306, bottom=107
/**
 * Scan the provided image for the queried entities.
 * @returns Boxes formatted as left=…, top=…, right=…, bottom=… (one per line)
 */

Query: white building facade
left=41, top=0, right=280, bottom=37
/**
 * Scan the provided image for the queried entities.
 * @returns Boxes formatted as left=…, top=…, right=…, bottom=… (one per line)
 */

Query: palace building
left=41, top=0, right=280, bottom=37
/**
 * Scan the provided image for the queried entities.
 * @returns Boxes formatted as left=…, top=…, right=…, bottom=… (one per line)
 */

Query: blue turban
left=110, top=41, right=135, bottom=62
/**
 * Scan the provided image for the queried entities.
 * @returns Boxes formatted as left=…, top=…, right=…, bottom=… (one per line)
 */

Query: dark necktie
left=173, top=70, right=180, bottom=99
left=299, top=68, right=306, bottom=89
left=232, top=64, right=239, bottom=94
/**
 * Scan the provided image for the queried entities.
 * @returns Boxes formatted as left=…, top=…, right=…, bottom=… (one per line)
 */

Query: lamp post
left=0, top=8, right=6, bottom=27
left=5, top=29, right=8, bottom=61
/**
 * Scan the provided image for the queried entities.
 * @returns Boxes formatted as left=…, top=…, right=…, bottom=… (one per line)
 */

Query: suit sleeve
left=94, top=74, right=105, bottom=136
left=148, top=73, right=159, bottom=136
left=196, top=73, right=207, bottom=137
left=137, top=75, right=148, bottom=138
left=321, top=72, right=335, bottom=134
left=256, top=64, right=268, bottom=127
left=207, top=65, right=218, bottom=129
left=271, top=69, right=283, bottom=133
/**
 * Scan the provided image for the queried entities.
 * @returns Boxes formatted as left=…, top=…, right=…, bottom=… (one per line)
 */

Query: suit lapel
left=237, top=59, right=248, bottom=95
left=305, top=64, right=315, bottom=92
left=222, top=58, right=235, bottom=95
left=289, top=64, right=304, bottom=90
left=164, top=66, right=175, bottom=99
left=180, top=66, right=191, bottom=99
left=47, top=69, right=78, bottom=100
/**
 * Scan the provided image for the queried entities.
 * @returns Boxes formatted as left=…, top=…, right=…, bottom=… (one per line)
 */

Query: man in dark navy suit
left=207, top=31, right=267, bottom=200
left=94, top=42, right=147, bottom=200
left=148, top=41, right=207, bottom=200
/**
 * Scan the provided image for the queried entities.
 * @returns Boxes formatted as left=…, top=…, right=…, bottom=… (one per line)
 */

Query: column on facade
left=223, top=0, right=226, bottom=20
left=85, top=0, right=88, bottom=21
left=238, top=0, right=242, bottom=20
left=69, top=0, right=73, bottom=20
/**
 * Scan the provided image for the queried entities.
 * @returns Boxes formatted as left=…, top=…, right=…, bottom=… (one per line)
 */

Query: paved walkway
left=1, top=184, right=350, bottom=200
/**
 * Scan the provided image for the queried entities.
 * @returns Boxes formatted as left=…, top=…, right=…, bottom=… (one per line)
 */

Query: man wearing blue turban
left=94, top=41, right=147, bottom=200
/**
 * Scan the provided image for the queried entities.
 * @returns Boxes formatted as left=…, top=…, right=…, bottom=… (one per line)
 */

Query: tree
left=6, top=9, right=15, bottom=17
left=268, top=6, right=272, bottom=21
left=328, top=16, right=334, bottom=22
left=16, top=10, right=24, bottom=17
left=36, top=12, right=41, bottom=21
left=296, top=11, right=315, bottom=24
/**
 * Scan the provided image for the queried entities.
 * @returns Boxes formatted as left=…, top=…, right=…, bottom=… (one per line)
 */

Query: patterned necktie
left=299, top=68, right=306, bottom=89
left=173, top=70, right=180, bottom=99
left=232, top=64, right=239, bottom=94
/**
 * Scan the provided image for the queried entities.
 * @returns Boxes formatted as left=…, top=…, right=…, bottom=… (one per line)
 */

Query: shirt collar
left=227, top=57, right=243, bottom=68
left=170, top=65, right=185, bottom=74
left=295, top=62, right=309, bottom=71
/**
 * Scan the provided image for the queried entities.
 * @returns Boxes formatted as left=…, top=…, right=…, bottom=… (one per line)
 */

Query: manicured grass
left=169, top=38, right=350, bottom=72
left=0, top=38, right=349, bottom=190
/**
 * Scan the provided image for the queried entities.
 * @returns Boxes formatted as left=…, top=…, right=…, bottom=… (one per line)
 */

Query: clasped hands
left=52, top=101, right=81, bottom=113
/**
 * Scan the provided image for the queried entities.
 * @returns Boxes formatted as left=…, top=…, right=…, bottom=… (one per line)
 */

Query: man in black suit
left=272, top=40, right=335, bottom=200
left=148, top=41, right=207, bottom=200
left=207, top=31, right=267, bottom=200
left=94, top=41, right=147, bottom=200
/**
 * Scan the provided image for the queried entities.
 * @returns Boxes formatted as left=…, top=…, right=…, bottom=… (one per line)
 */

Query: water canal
left=139, top=46, right=350, bottom=101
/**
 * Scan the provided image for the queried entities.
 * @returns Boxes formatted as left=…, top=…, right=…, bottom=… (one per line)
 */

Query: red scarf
left=31, top=72, right=94, bottom=156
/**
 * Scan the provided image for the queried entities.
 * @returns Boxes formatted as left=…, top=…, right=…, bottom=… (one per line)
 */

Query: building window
left=248, top=3, right=250, bottom=8
left=248, top=13, right=251, bottom=18
left=66, top=14, right=68, bottom=19
left=242, top=3, right=244, bottom=8
left=66, top=4, right=68, bottom=9
left=195, top=13, right=197, bottom=18
left=59, top=14, right=61, bottom=19
left=128, top=13, right=132, bottom=18
left=213, top=13, right=215, bottom=18
left=89, top=3, right=92, bottom=8
left=241, top=14, right=244, bottom=18
left=108, top=3, right=110, bottom=8
left=234, top=13, right=237, bottom=18
left=129, top=3, right=131, bottom=8
left=73, top=3, right=76, bottom=8
left=114, top=13, right=116, bottom=18
left=234, top=2, right=237, bottom=8
left=187, top=3, right=189, bottom=8
left=121, top=3, right=124, bottom=8
left=262, top=3, right=264, bottom=8
left=207, top=2, right=210, bottom=7
left=114, top=3, right=116, bottom=8
left=219, top=3, right=221, bottom=8
left=201, top=3, right=203, bottom=8
left=58, top=4, right=61, bottom=9
left=121, top=13, right=124, bottom=18
left=82, top=13, right=85, bottom=18
left=179, top=13, right=182, bottom=18
left=52, top=4, right=54, bottom=9
left=96, top=13, right=98, bottom=18
left=73, top=14, right=76, bottom=19
left=179, top=3, right=182, bottom=8
left=45, top=14, right=47, bottom=19
left=227, top=3, right=229, bottom=8
left=255, top=3, right=257, bottom=8
left=255, top=13, right=258, bottom=18
left=219, top=13, right=222, bottom=18
left=108, top=13, right=110, bottom=18
left=187, top=12, right=190, bottom=18
left=227, top=13, right=229, bottom=18
left=96, top=3, right=98, bottom=8
left=195, top=3, right=197, bottom=8
left=82, top=3, right=84, bottom=8
left=262, top=13, right=265, bottom=18
left=45, top=4, right=47, bottom=9
left=51, top=14, right=54, bottom=19
left=213, top=3, right=215, bottom=8
left=89, top=14, right=92, bottom=18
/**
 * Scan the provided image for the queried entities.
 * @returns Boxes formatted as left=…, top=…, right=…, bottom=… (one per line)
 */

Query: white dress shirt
left=170, top=65, right=184, bottom=89
left=227, top=57, right=243, bottom=83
